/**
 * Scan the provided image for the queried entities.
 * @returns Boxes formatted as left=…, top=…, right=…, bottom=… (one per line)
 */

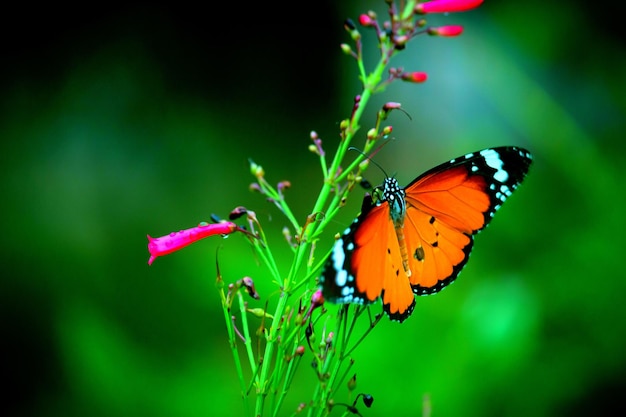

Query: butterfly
left=320, top=146, right=533, bottom=322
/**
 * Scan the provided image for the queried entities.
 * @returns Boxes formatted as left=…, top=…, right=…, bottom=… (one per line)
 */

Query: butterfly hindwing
left=320, top=146, right=532, bottom=322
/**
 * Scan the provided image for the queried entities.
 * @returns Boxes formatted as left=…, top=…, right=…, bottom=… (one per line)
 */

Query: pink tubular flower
left=416, top=0, right=483, bottom=14
left=428, top=25, right=464, bottom=37
left=147, top=221, right=238, bottom=265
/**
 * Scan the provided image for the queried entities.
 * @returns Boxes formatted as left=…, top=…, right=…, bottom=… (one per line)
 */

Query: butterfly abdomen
left=380, top=177, right=413, bottom=278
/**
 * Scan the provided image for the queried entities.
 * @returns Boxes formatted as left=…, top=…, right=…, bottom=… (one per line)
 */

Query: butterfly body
left=320, top=146, right=533, bottom=322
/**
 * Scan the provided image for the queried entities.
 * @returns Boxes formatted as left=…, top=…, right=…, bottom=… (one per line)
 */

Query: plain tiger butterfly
left=320, top=146, right=533, bottom=322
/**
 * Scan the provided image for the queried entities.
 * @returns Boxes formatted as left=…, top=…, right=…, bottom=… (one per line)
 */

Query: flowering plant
left=148, top=1, right=483, bottom=415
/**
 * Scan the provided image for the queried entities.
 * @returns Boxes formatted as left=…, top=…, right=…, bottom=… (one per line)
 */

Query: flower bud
left=228, top=206, right=248, bottom=220
left=401, top=72, right=428, bottom=83
left=383, top=101, right=402, bottom=111
left=340, top=43, right=353, bottom=56
left=295, top=345, right=305, bottom=356
left=344, top=18, right=361, bottom=41
left=358, top=14, right=375, bottom=27
left=428, top=25, right=464, bottom=37
left=247, top=308, right=272, bottom=318
left=362, top=394, right=374, bottom=408
left=241, top=276, right=260, bottom=300
left=311, top=289, right=325, bottom=307
left=348, top=374, right=357, bottom=391
left=249, top=160, right=265, bottom=178
left=392, top=34, right=409, bottom=49
left=277, top=181, right=291, bottom=194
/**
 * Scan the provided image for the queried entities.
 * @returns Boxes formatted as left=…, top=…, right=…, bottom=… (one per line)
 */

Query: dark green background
left=3, top=2, right=625, bottom=416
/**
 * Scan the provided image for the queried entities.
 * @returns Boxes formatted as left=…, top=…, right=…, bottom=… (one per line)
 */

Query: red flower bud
left=401, top=72, right=428, bottom=83
left=311, top=289, right=325, bottom=307
left=358, top=14, right=375, bottom=27
left=428, top=25, right=464, bottom=37
left=147, top=222, right=238, bottom=265
left=416, top=0, right=483, bottom=14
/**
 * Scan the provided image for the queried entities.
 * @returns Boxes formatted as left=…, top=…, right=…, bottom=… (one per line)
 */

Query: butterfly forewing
left=320, top=146, right=532, bottom=322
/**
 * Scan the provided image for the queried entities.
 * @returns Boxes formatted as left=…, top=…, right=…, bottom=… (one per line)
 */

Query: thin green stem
left=255, top=286, right=291, bottom=416
left=221, top=295, right=250, bottom=416
left=273, top=348, right=303, bottom=417
left=237, top=292, right=259, bottom=386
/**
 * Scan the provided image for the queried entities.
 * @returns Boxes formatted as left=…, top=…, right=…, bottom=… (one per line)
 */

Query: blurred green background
left=3, top=1, right=625, bottom=416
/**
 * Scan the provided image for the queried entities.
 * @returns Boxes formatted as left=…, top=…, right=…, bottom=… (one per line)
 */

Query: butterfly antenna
left=347, top=146, right=390, bottom=179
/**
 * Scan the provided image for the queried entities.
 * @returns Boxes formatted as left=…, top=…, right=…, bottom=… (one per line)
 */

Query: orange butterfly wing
left=403, top=165, right=486, bottom=293
left=351, top=200, right=417, bottom=320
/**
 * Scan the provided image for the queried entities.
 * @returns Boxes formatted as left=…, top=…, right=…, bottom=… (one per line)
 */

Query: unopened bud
left=428, top=25, right=464, bottom=37
left=344, top=18, right=361, bottom=41
left=295, top=346, right=305, bottom=356
left=383, top=102, right=402, bottom=111
left=241, top=276, right=260, bottom=300
left=340, top=43, right=353, bottom=55
left=348, top=373, right=357, bottom=391
left=393, top=34, right=409, bottom=48
left=229, top=206, right=248, bottom=220
left=247, top=308, right=272, bottom=318
left=311, top=289, right=325, bottom=307
left=401, top=72, right=428, bottom=83
left=358, top=14, right=375, bottom=27
left=277, top=181, right=291, bottom=194
left=249, top=160, right=265, bottom=178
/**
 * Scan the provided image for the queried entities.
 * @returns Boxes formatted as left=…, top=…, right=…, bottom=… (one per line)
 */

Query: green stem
left=238, top=292, right=259, bottom=386
left=221, top=295, right=250, bottom=416
left=273, top=348, right=303, bottom=417
left=255, top=284, right=291, bottom=416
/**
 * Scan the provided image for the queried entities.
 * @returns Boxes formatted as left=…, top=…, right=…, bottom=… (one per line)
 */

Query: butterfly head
left=379, top=177, right=406, bottom=225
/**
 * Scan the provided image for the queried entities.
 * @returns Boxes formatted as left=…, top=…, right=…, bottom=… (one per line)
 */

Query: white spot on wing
left=336, top=270, right=348, bottom=287
left=480, top=148, right=509, bottom=183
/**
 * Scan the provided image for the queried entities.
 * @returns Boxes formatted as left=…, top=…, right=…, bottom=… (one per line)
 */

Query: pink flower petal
left=416, top=0, right=483, bottom=14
